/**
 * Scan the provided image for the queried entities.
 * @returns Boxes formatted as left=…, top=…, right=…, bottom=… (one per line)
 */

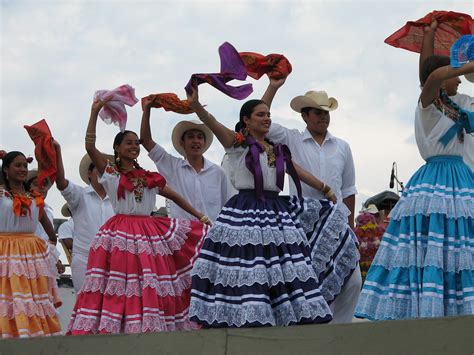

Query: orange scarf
left=12, top=191, right=44, bottom=218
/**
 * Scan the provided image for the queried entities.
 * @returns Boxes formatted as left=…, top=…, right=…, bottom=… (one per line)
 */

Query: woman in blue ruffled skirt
left=355, top=56, right=474, bottom=320
left=186, top=84, right=359, bottom=327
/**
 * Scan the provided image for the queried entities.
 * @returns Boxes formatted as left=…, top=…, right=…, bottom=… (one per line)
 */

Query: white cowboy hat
left=79, top=153, right=114, bottom=185
left=26, top=169, right=52, bottom=189
left=171, top=120, right=214, bottom=157
left=290, top=90, right=339, bottom=113
left=61, top=203, right=71, bottom=217
left=361, top=204, right=379, bottom=214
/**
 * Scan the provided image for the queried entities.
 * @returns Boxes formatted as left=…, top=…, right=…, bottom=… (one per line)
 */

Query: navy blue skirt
left=189, top=190, right=358, bottom=327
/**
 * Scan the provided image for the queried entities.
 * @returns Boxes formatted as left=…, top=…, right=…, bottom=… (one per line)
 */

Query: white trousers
left=329, top=265, right=362, bottom=323
left=71, top=253, right=88, bottom=294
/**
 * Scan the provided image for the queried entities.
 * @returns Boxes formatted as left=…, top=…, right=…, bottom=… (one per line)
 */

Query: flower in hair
left=233, top=132, right=247, bottom=148
left=0, top=150, right=6, bottom=159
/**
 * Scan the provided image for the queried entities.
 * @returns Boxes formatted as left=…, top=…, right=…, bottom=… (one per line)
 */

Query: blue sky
left=1, top=0, right=473, bottom=217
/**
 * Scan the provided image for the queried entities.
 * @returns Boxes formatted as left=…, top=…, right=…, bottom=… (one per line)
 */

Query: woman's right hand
left=91, top=95, right=112, bottom=114
left=424, top=18, right=438, bottom=34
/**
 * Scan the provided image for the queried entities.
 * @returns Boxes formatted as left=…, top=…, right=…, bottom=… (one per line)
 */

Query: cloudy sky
left=1, top=0, right=473, bottom=218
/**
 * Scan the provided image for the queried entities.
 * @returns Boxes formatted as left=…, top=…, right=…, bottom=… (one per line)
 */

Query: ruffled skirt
left=189, top=190, right=359, bottom=327
left=356, top=156, right=474, bottom=320
left=67, top=214, right=208, bottom=334
left=0, top=233, right=62, bottom=338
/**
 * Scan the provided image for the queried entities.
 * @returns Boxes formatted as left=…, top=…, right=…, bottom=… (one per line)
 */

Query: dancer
left=355, top=57, right=474, bottom=320
left=420, top=19, right=474, bottom=172
left=187, top=84, right=357, bottom=327
left=68, top=98, right=210, bottom=334
left=140, top=100, right=230, bottom=222
left=0, top=151, right=62, bottom=338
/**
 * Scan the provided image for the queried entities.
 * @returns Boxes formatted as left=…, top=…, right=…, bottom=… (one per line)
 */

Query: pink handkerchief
left=94, top=84, right=139, bottom=132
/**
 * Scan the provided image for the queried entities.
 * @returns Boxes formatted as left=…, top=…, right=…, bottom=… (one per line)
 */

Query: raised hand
left=91, top=95, right=113, bottom=114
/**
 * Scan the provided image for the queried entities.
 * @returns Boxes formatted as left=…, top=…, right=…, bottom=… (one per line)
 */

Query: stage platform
left=1, top=316, right=473, bottom=355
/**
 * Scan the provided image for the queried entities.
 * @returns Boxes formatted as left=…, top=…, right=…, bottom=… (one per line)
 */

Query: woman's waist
left=238, top=189, right=280, bottom=198
left=425, top=155, right=464, bottom=164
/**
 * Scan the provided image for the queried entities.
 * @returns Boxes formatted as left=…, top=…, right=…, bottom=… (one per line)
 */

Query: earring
left=242, top=127, right=249, bottom=136
left=116, top=156, right=121, bottom=164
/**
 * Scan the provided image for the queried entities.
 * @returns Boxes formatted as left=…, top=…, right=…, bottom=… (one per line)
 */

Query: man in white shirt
left=263, top=85, right=361, bottom=323
left=55, top=144, right=115, bottom=293
left=140, top=102, right=230, bottom=222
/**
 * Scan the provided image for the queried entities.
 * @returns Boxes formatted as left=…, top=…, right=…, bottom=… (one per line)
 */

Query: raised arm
left=261, top=77, right=286, bottom=109
left=85, top=99, right=111, bottom=175
left=53, top=140, right=68, bottom=191
left=140, top=97, right=157, bottom=152
left=419, top=19, right=437, bottom=84
left=159, top=184, right=211, bottom=225
left=420, top=61, right=474, bottom=107
left=292, top=161, right=337, bottom=203
left=187, top=85, right=235, bottom=149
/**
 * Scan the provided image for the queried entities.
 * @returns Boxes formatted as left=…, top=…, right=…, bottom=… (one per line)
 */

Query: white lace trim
left=79, top=272, right=192, bottom=297
left=292, top=198, right=323, bottom=233
left=371, top=244, right=473, bottom=273
left=191, top=258, right=315, bottom=287
left=304, top=202, right=359, bottom=301
left=91, top=220, right=192, bottom=256
left=0, top=299, right=58, bottom=318
left=68, top=312, right=200, bottom=333
left=356, top=289, right=474, bottom=320
left=0, top=258, right=55, bottom=278
left=204, top=226, right=309, bottom=247
left=390, top=194, right=474, bottom=219
left=189, top=297, right=332, bottom=326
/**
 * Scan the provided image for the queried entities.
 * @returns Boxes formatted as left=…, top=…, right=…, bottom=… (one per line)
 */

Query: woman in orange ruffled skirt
left=0, top=150, right=62, bottom=338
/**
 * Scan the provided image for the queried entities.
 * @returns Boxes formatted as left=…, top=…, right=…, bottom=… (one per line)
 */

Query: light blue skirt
left=355, top=156, right=474, bottom=320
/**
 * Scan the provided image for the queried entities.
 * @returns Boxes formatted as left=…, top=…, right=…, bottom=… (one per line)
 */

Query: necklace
left=263, top=141, right=276, bottom=167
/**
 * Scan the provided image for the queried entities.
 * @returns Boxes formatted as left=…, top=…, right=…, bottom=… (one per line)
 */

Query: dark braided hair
left=113, top=130, right=143, bottom=172
left=1, top=151, right=28, bottom=195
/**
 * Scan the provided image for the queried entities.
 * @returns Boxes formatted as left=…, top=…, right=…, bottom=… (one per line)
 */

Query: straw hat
left=61, top=203, right=71, bottom=217
left=290, top=90, right=338, bottom=113
left=26, top=169, right=52, bottom=189
left=79, top=153, right=114, bottom=185
left=171, top=120, right=214, bottom=157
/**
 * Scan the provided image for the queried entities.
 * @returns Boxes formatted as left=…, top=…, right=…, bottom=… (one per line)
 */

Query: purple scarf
left=244, top=135, right=302, bottom=201
left=185, top=42, right=253, bottom=100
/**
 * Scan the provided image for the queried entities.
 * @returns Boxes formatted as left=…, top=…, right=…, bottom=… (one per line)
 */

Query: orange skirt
left=0, top=233, right=62, bottom=338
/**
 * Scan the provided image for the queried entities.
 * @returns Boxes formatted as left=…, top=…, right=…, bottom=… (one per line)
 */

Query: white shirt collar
left=303, top=129, right=335, bottom=143
left=85, top=184, right=109, bottom=200
left=180, top=156, right=213, bottom=172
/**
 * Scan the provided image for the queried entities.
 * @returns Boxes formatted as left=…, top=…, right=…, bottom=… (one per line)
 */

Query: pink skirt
left=67, top=214, right=208, bottom=334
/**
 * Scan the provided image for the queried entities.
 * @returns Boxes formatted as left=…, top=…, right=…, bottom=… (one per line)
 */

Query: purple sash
left=245, top=135, right=302, bottom=201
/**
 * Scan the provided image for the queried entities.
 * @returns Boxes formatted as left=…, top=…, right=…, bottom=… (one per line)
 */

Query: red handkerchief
left=24, top=119, right=56, bottom=188
left=141, top=93, right=193, bottom=114
left=385, top=10, right=474, bottom=56
left=239, top=52, right=292, bottom=80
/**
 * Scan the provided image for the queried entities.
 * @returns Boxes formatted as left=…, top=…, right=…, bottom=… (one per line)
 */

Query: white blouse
left=0, top=187, right=41, bottom=233
left=98, top=162, right=161, bottom=216
left=224, top=145, right=281, bottom=192
left=415, top=101, right=465, bottom=160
